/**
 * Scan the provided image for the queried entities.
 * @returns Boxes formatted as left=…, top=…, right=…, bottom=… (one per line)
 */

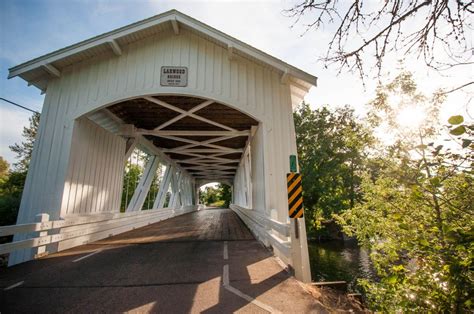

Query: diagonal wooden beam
left=144, top=97, right=236, bottom=132
left=152, top=99, right=213, bottom=130
left=140, top=130, right=250, bottom=137
left=171, top=18, right=180, bottom=35
left=163, top=148, right=243, bottom=153
left=154, top=134, right=238, bottom=152
left=42, top=63, right=61, bottom=78
left=108, top=39, right=122, bottom=56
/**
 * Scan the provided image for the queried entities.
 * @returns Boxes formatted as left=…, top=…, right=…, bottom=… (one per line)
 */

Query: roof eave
left=8, top=9, right=317, bottom=87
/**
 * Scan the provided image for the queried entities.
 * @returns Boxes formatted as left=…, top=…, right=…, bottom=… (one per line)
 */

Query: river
left=307, top=240, right=376, bottom=292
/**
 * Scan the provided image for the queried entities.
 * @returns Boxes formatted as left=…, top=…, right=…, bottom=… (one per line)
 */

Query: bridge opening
left=83, top=94, right=259, bottom=215
left=120, top=148, right=167, bottom=212
left=198, top=182, right=232, bottom=208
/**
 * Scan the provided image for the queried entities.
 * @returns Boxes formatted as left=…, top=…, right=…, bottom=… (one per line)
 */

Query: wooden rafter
left=107, top=95, right=258, bottom=181
left=143, top=97, right=236, bottom=132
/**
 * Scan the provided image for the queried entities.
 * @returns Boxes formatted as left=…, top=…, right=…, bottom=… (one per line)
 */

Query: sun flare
left=396, top=106, right=426, bottom=129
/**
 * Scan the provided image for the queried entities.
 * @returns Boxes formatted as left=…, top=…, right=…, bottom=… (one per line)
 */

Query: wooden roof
left=8, top=10, right=317, bottom=94
left=108, top=95, right=258, bottom=180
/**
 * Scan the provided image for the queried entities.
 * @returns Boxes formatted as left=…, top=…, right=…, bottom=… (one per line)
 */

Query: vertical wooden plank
left=205, top=40, right=214, bottom=93
left=255, top=65, right=264, bottom=117
left=188, top=32, right=199, bottom=90
left=134, top=39, right=147, bottom=92
left=221, top=47, right=231, bottom=99
left=96, top=56, right=110, bottom=101
left=126, top=41, right=139, bottom=93
left=93, top=57, right=107, bottom=101
left=115, top=44, right=129, bottom=95
left=86, top=58, right=100, bottom=103
left=197, top=37, right=206, bottom=92
left=91, top=122, right=107, bottom=212
left=112, top=136, right=126, bottom=212
left=81, top=123, right=100, bottom=213
left=247, top=64, right=256, bottom=111
left=230, top=61, right=238, bottom=101
left=238, top=62, right=247, bottom=105
left=145, top=35, right=157, bottom=90
left=180, top=32, right=190, bottom=70
left=72, top=120, right=92, bottom=214
left=106, top=56, right=119, bottom=98
left=106, top=129, right=119, bottom=212
left=153, top=33, right=165, bottom=89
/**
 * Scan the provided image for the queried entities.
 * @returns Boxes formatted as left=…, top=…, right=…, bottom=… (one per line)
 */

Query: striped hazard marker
left=287, top=173, right=304, bottom=218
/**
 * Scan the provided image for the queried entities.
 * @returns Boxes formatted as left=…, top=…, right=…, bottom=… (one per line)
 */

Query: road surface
left=1, top=208, right=327, bottom=313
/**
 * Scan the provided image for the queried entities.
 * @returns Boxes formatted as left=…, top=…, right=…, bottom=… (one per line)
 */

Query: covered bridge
left=6, top=9, right=317, bottom=283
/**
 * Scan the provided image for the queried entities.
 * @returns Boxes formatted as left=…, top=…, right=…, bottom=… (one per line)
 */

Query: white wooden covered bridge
left=4, top=10, right=317, bottom=284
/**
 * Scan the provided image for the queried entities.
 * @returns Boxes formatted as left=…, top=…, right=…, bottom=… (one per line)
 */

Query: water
left=308, top=240, right=376, bottom=292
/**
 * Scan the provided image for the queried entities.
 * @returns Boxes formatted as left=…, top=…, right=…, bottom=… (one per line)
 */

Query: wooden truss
left=134, top=96, right=254, bottom=181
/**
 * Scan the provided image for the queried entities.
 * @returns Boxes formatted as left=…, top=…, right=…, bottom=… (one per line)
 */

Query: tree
left=9, top=112, right=40, bottom=172
left=286, top=1, right=473, bottom=91
left=218, top=183, right=232, bottom=208
left=0, top=171, right=27, bottom=228
left=0, top=157, right=9, bottom=183
left=199, top=184, right=231, bottom=207
left=120, top=163, right=143, bottom=212
left=0, top=112, right=40, bottom=228
left=335, top=72, right=473, bottom=311
left=293, top=102, right=373, bottom=236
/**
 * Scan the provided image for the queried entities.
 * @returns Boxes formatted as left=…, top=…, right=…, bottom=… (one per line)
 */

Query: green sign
left=289, top=155, right=297, bottom=172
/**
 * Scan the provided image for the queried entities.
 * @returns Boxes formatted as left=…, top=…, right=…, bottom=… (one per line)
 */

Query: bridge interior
left=106, top=95, right=258, bottom=184
left=1, top=208, right=324, bottom=313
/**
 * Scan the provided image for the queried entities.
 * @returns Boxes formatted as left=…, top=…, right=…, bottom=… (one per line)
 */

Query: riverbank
left=308, top=240, right=376, bottom=293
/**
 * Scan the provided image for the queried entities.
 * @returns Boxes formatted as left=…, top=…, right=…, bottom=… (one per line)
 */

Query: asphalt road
left=1, top=208, right=326, bottom=313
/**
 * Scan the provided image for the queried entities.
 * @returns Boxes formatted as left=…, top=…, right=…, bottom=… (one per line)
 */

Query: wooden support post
left=126, top=155, right=160, bottom=212
left=290, top=217, right=311, bottom=283
left=35, top=213, right=49, bottom=258
left=169, top=171, right=183, bottom=209
left=124, top=138, right=137, bottom=162
left=153, top=165, right=173, bottom=209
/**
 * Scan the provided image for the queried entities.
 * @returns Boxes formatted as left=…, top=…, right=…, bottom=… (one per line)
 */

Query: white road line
left=4, top=281, right=24, bottom=291
left=222, top=264, right=281, bottom=314
left=72, top=250, right=102, bottom=263
left=223, top=265, right=230, bottom=286
left=223, top=241, right=228, bottom=260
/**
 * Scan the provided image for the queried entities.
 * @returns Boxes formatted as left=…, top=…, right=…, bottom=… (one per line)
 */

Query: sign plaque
left=289, top=155, right=297, bottom=172
left=287, top=173, right=304, bottom=219
left=160, top=66, right=188, bottom=87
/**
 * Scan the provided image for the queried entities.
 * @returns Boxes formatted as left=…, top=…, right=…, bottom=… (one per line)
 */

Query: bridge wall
left=61, top=118, right=126, bottom=215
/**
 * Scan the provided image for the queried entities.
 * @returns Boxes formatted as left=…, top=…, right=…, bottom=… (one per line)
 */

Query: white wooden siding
left=61, top=118, right=125, bottom=215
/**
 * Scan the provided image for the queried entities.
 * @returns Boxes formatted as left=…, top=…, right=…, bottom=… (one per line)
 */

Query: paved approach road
left=1, top=208, right=327, bottom=313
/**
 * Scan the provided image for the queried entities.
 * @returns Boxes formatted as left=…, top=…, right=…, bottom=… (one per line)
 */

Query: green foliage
left=335, top=72, right=473, bottom=311
left=0, top=112, right=40, bottom=229
left=120, top=163, right=143, bottom=212
left=219, top=183, right=232, bottom=208
left=0, top=171, right=27, bottom=227
left=9, top=112, right=40, bottom=172
left=199, top=184, right=232, bottom=207
left=199, top=186, right=219, bottom=205
left=293, top=102, right=373, bottom=236
left=120, top=150, right=164, bottom=211
left=0, top=157, right=8, bottom=181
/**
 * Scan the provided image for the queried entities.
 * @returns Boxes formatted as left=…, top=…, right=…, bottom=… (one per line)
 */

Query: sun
left=396, top=106, right=426, bottom=129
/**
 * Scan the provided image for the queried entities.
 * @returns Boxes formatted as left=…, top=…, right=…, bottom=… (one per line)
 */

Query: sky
left=1, top=0, right=472, bottom=166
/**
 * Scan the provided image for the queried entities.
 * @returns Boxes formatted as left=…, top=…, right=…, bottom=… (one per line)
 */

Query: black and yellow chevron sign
left=287, top=173, right=304, bottom=218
